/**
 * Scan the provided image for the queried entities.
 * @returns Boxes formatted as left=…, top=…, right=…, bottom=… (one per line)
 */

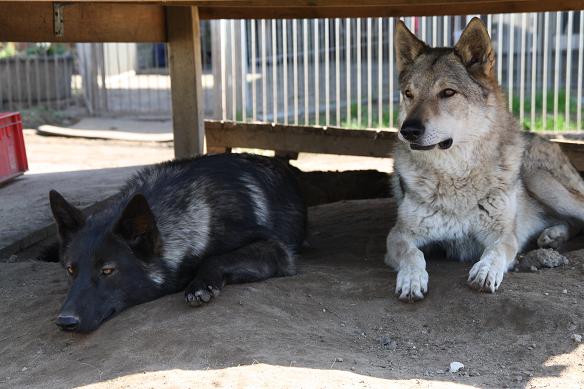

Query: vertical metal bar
left=421, top=16, right=427, bottom=43
left=220, top=20, right=227, bottom=120
left=272, top=19, right=278, bottom=123
left=577, top=11, right=583, bottom=131
left=487, top=14, right=492, bottom=36
left=346, top=18, right=351, bottom=124
left=367, top=17, right=372, bottom=128
left=231, top=19, right=237, bottom=121
left=251, top=20, right=257, bottom=121
left=304, top=19, right=309, bottom=125
left=241, top=20, right=247, bottom=122
left=34, top=52, right=41, bottom=105
left=261, top=19, right=267, bottom=121
left=498, top=14, right=503, bottom=83
left=432, top=16, right=438, bottom=46
left=293, top=19, right=299, bottom=125
left=389, top=17, right=394, bottom=128
left=283, top=19, right=288, bottom=125
left=520, top=13, right=527, bottom=126
left=335, top=18, right=341, bottom=126
left=357, top=18, right=362, bottom=126
left=325, top=18, right=330, bottom=126
left=443, top=15, right=448, bottom=46
left=25, top=57, right=32, bottom=108
left=553, top=12, right=561, bottom=131
left=508, top=13, right=514, bottom=111
left=126, top=44, right=133, bottom=114
left=531, top=13, right=538, bottom=131
left=378, top=17, right=383, bottom=128
left=314, top=19, right=320, bottom=125
left=543, top=12, right=549, bottom=129
left=565, top=11, right=573, bottom=129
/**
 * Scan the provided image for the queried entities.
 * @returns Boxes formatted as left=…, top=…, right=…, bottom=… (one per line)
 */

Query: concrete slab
left=0, top=166, right=143, bottom=257
left=38, top=117, right=172, bottom=142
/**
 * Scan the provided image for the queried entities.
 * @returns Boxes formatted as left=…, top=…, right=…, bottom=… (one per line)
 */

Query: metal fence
left=0, top=12, right=583, bottom=132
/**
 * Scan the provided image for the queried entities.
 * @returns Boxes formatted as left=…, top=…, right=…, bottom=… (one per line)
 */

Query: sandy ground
left=1, top=199, right=583, bottom=389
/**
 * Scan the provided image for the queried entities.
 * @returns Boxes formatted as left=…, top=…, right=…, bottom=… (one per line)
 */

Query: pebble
left=335, top=357, right=344, bottom=362
left=571, top=334, right=582, bottom=343
left=21, top=367, right=27, bottom=372
left=350, top=367, right=356, bottom=371
left=449, top=362, right=464, bottom=373
left=544, top=292, right=549, bottom=296
left=562, top=289, right=568, bottom=294
left=529, top=266, right=538, bottom=272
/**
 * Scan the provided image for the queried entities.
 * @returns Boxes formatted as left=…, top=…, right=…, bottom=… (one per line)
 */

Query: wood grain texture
left=168, top=6, right=205, bottom=158
left=206, top=121, right=584, bottom=171
left=0, top=2, right=166, bottom=42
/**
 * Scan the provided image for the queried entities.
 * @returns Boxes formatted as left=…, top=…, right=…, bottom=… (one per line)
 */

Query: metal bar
left=314, top=19, right=319, bottom=125
left=553, top=12, right=561, bottom=131
left=335, top=18, right=340, bottom=126
left=508, top=13, right=514, bottom=111
left=293, top=19, right=298, bottom=125
left=543, top=12, right=549, bottom=129
left=231, top=19, right=237, bottom=121
left=283, top=19, right=288, bottom=124
left=378, top=17, right=383, bottom=128
left=325, top=18, right=330, bottom=126
left=241, top=19, right=247, bottom=122
left=530, top=12, right=538, bottom=131
left=346, top=18, right=351, bottom=124
left=251, top=20, right=257, bottom=121
left=389, top=17, right=394, bottom=128
left=487, top=14, right=492, bottom=36
left=272, top=19, right=277, bottom=123
left=261, top=19, right=267, bottom=121
left=367, top=17, right=372, bottom=128
left=565, top=11, right=573, bottom=129
left=577, top=11, right=583, bottom=131
left=304, top=19, right=309, bottom=125
left=520, top=13, right=526, bottom=126
left=443, top=15, right=448, bottom=46
left=220, top=20, right=227, bottom=120
left=421, top=16, right=426, bottom=43
left=357, top=18, right=361, bottom=126
left=433, top=16, right=438, bottom=46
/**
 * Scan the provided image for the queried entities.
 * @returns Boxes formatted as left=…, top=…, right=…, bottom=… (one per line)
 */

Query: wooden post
left=167, top=6, right=205, bottom=158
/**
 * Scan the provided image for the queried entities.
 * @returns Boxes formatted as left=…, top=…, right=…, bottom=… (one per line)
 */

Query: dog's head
left=49, top=190, right=166, bottom=333
left=394, top=17, right=500, bottom=151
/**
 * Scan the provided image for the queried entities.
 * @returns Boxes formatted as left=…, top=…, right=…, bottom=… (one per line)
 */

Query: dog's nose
left=56, top=314, right=80, bottom=331
left=400, top=119, right=425, bottom=142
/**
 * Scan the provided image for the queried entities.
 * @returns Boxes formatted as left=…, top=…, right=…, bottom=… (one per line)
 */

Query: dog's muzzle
left=409, top=138, right=453, bottom=151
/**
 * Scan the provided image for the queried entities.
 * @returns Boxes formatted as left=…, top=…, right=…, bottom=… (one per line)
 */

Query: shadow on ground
left=0, top=199, right=583, bottom=388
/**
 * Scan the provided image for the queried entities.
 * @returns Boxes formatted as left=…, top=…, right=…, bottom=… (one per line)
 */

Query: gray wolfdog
left=385, top=17, right=584, bottom=302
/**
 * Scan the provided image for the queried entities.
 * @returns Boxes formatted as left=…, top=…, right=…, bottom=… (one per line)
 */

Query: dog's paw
left=467, top=258, right=505, bottom=293
left=184, top=278, right=222, bottom=307
left=395, top=264, right=429, bottom=302
left=537, top=225, right=569, bottom=249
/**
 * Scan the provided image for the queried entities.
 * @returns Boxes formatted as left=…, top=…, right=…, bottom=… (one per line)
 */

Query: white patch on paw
left=467, top=258, right=505, bottom=293
left=395, top=264, right=429, bottom=302
left=537, top=225, right=569, bottom=249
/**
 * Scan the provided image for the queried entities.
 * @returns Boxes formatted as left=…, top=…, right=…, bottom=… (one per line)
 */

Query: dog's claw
left=468, top=258, right=505, bottom=293
left=395, top=265, right=429, bottom=303
left=184, top=280, right=222, bottom=307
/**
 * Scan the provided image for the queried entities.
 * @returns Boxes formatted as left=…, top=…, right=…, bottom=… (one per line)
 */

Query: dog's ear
left=49, top=190, right=85, bottom=243
left=114, top=194, right=160, bottom=259
left=394, top=20, right=428, bottom=74
left=454, top=17, right=495, bottom=78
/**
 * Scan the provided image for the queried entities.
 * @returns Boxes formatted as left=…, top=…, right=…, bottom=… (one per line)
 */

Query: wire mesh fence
left=0, top=12, right=582, bottom=132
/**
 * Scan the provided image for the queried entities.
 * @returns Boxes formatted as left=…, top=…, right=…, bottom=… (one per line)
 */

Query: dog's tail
left=37, top=242, right=60, bottom=262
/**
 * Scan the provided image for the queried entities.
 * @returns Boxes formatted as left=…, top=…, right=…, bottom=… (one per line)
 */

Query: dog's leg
left=468, top=234, right=518, bottom=293
left=184, top=240, right=296, bottom=307
left=385, top=227, right=429, bottom=302
left=537, top=223, right=572, bottom=249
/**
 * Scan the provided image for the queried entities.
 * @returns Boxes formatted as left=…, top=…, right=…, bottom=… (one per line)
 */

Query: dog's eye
left=440, top=88, right=456, bottom=98
left=66, top=265, right=74, bottom=276
left=101, top=267, right=115, bottom=276
left=404, top=90, right=414, bottom=99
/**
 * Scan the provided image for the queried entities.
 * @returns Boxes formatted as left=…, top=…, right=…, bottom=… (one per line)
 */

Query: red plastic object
left=0, top=112, right=28, bottom=185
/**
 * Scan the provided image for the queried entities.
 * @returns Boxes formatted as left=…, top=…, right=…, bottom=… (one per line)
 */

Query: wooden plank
left=167, top=6, right=206, bottom=158
left=205, top=121, right=584, bottom=171
left=0, top=3, right=166, bottom=42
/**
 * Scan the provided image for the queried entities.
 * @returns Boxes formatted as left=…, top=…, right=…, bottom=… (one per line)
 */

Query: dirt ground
left=1, top=199, right=583, bottom=389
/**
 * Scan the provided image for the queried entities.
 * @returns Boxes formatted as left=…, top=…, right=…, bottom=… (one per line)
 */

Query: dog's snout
left=56, top=314, right=80, bottom=331
left=400, top=119, right=425, bottom=142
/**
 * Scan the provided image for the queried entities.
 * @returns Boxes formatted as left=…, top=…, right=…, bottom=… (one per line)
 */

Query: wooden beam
left=205, top=121, right=584, bottom=171
left=0, top=3, right=166, bottom=42
left=167, top=6, right=205, bottom=158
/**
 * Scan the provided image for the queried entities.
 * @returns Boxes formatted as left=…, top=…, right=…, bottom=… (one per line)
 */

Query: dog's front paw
left=184, top=278, right=222, bottom=307
left=467, top=258, right=505, bottom=293
left=395, top=264, right=429, bottom=302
